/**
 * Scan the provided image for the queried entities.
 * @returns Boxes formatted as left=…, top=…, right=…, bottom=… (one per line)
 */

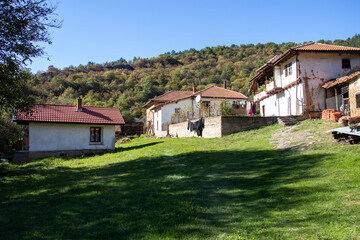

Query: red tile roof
left=14, top=104, right=125, bottom=125
left=145, top=86, right=249, bottom=109
left=294, top=43, right=360, bottom=52
left=323, top=70, right=360, bottom=89
left=272, top=43, right=360, bottom=66
left=143, top=90, right=193, bottom=108
left=193, top=86, right=248, bottom=99
left=152, top=90, right=193, bottom=102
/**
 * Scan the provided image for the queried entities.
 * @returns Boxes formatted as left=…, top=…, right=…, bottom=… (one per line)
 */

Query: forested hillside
left=30, top=34, right=360, bottom=122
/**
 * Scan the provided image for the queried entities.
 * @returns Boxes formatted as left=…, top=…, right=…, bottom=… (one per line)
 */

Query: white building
left=144, top=84, right=250, bottom=136
left=13, top=98, right=125, bottom=161
left=249, top=43, right=360, bottom=117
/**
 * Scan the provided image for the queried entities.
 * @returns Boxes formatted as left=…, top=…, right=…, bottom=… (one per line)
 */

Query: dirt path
left=270, top=125, right=318, bottom=151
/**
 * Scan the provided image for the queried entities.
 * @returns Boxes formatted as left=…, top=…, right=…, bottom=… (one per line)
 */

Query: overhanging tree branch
left=0, top=0, right=61, bottom=113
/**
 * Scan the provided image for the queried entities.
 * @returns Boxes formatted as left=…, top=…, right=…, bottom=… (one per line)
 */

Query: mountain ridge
left=30, top=34, right=360, bottom=122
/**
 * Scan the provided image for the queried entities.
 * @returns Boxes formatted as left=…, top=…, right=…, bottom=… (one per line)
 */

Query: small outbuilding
left=323, top=70, right=360, bottom=117
left=13, top=98, right=125, bottom=162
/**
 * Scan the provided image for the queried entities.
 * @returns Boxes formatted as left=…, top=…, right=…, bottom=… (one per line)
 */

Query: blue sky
left=29, top=0, right=360, bottom=73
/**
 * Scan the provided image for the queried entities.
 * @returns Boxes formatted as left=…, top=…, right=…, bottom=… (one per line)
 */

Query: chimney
left=76, top=97, right=83, bottom=112
left=193, top=84, right=197, bottom=93
left=223, top=81, right=227, bottom=89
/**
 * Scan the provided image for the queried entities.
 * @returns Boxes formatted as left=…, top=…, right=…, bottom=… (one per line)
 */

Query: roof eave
left=14, top=120, right=125, bottom=125
left=273, top=49, right=295, bottom=65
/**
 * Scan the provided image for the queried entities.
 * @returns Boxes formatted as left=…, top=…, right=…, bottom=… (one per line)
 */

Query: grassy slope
left=1, top=120, right=360, bottom=239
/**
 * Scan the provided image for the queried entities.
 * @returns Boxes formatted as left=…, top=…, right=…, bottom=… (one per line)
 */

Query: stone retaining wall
left=221, top=116, right=278, bottom=136
left=169, top=115, right=305, bottom=138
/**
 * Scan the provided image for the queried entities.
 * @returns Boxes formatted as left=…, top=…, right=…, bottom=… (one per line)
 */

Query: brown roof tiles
left=14, top=104, right=125, bottom=125
left=143, top=90, right=193, bottom=108
left=323, top=70, right=360, bottom=89
left=144, top=86, right=249, bottom=109
left=294, top=43, right=360, bottom=52
left=193, top=86, right=248, bottom=99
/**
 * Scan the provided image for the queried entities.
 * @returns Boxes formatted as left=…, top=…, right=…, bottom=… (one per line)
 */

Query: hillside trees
left=0, top=0, right=61, bottom=113
left=30, top=35, right=360, bottom=122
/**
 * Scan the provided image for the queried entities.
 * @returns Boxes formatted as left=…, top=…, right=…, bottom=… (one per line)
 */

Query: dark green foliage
left=30, top=35, right=360, bottom=122
left=0, top=114, right=22, bottom=159
left=333, top=34, right=360, bottom=48
left=0, top=0, right=60, bottom=113
left=221, top=102, right=234, bottom=116
left=0, top=64, right=35, bottom=113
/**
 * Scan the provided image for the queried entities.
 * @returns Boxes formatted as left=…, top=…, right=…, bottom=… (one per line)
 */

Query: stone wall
left=349, top=76, right=360, bottom=117
left=169, top=115, right=305, bottom=138
left=221, top=116, right=278, bottom=136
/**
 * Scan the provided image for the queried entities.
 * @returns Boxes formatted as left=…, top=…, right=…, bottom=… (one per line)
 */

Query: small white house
left=144, top=84, right=250, bottom=136
left=249, top=43, right=360, bottom=117
left=13, top=98, right=125, bottom=161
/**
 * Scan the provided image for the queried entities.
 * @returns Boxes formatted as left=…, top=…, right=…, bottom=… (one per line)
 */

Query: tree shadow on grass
left=0, top=148, right=333, bottom=239
left=14, top=141, right=165, bottom=168
left=115, top=141, right=163, bottom=152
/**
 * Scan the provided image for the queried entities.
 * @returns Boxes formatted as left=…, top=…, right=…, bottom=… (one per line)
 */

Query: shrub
left=0, top=115, right=23, bottom=159
left=221, top=102, right=234, bottom=116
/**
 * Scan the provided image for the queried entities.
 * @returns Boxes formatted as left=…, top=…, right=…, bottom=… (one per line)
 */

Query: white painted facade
left=29, top=123, right=116, bottom=152
left=259, top=84, right=303, bottom=116
left=257, top=52, right=360, bottom=117
left=153, top=98, right=194, bottom=134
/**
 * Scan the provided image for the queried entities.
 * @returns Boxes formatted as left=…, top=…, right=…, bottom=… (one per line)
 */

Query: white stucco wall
left=260, top=94, right=277, bottom=116
left=154, top=108, right=162, bottom=133
left=299, top=52, right=360, bottom=111
left=260, top=83, right=303, bottom=117
left=260, top=52, right=360, bottom=116
left=153, top=98, right=194, bottom=134
left=278, top=84, right=304, bottom=116
left=29, top=123, right=116, bottom=151
left=274, top=66, right=282, bottom=88
left=161, top=98, right=194, bottom=126
left=280, top=57, right=297, bottom=87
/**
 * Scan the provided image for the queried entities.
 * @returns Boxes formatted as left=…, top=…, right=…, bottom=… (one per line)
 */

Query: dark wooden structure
left=120, top=122, right=144, bottom=136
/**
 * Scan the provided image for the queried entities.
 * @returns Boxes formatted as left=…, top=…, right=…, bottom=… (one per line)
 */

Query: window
left=232, top=101, right=240, bottom=109
left=288, top=64, right=292, bottom=75
left=203, top=101, right=210, bottom=108
left=356, top=93, right=360, bottom=109
left=90, top=127, right=101, bottom=142
left=342, top=59, right=351, bottom=69
left=284, top=63, right=292, bottom=77
left=175, top=108, right=180, bottom=113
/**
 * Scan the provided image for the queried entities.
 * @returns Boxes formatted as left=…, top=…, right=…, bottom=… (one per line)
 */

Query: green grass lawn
left=1, top=120, right=360, bottom=239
